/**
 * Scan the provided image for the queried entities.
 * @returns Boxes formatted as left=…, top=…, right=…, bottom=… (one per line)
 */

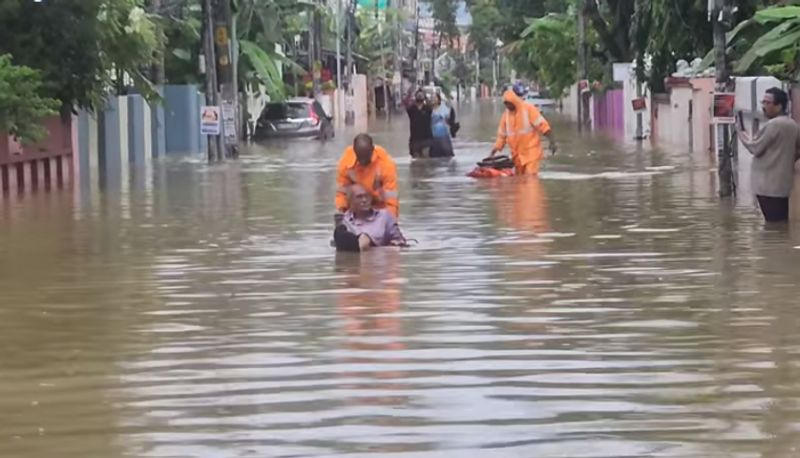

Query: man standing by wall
left=737, top=88, right=800, bottom=223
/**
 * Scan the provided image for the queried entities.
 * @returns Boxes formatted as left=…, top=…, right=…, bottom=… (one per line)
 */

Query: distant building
left=417, top=1, right=471, bottom=51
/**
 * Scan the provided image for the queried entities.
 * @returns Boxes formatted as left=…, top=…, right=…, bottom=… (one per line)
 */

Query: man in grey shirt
left=333, top=184, right=407, bottom=252
left=737, top=87, right=800, bottom=222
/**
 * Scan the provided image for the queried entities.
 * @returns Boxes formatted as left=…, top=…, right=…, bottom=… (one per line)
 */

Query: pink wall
left=0, top=116, right=74, bottom=165
left=0, top=116, right=75, bottom=193
left=593, top=89, right=624, bottom=137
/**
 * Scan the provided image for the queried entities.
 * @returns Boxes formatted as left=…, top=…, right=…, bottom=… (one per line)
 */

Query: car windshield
left=262, top=102, right=309, bottom=120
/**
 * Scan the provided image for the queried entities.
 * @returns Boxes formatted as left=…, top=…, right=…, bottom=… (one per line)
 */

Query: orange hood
left=503, top=89, right=525, bottom=110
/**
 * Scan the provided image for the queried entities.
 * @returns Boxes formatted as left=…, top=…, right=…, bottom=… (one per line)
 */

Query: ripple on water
left=2, top=107, right=800, bottom=458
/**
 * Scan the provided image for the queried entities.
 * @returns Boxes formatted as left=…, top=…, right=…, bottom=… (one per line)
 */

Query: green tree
left=235, top=0, right=311, bottom=100
left=355, top=8, right=407, bottom=80
left=0, top=55, right=60, bottom=143
left=157, top=0, right=310, bottom=100
left=510, top=13, right=600, bottom=97
left=468, top=0, right=503, bottom=60
left=0, top=0, right=159, bottom=113
left=431, top=0, right=459, bottom=47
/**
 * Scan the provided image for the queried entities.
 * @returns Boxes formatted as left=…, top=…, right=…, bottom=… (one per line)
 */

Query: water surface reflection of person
left=484, top=175, right=551, bottom=236
left=336, top=250, right=410, bottom=410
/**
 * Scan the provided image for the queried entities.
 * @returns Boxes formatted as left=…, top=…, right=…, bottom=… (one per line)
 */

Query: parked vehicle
left=255, top=98, right=334, bottom=140
left=421, top=85, right=444, bottom=101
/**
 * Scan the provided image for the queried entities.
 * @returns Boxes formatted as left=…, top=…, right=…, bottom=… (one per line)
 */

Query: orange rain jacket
left=493, top=90, right=552, bottom=172
left=335, top=145, right=399, bottom=218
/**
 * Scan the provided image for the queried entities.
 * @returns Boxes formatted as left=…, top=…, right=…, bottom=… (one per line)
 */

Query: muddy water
left=2, top=102, right=800, bottom=457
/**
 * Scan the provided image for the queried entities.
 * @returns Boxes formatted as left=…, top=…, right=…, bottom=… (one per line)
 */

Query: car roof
left=267, top=97, right=314, bottom=105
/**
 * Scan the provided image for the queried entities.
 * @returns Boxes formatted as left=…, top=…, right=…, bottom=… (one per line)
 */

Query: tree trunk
left=148, top=0, right=165, bottom=85
left=582, top=0, right=631, bottom=62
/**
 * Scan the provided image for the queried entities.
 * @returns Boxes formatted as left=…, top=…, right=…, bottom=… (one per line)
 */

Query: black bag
left=450, top=122, right=461, bottom=138
left=477, top=155, right=514, bottom=170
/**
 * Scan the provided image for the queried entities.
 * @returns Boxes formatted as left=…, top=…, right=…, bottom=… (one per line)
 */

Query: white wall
left=616, top=63, right=652, bottom=140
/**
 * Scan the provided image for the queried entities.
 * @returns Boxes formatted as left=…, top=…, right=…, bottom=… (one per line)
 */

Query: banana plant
left=722, top=5, right=800, bottom=80
left=235, top=0, right=314, bottom=101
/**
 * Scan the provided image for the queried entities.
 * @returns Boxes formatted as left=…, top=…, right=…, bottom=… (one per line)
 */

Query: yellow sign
left=215, top=27, right=228, bottom=46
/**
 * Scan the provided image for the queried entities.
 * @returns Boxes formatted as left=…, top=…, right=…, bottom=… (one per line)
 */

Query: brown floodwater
left=2, top=101, right=800, bottom=458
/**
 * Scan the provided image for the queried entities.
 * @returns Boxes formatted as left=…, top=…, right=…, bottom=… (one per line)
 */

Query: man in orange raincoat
left=490, top=89, right=558, bottom=175
left=335, top=134, right=399, bottom=224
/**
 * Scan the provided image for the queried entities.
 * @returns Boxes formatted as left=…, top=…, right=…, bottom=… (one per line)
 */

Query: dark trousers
left=430, top=136, right=454, bottom=158
left=756, top=195, right=789, bottom=222
left=409, top=138, right=433, bottom=158
left=333, top=225, right=361, bottom=252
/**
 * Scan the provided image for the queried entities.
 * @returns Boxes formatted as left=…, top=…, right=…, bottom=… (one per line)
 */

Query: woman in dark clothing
left=405, top=91, right=434, bottom=158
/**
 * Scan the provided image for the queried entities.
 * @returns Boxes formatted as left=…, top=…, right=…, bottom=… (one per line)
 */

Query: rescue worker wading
left=489, top=89, right=558, bottom=175
left=335, top=134, right=399, bottom=225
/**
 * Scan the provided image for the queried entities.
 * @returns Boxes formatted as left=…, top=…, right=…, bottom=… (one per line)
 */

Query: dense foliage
left=0, top=0, right=159, bottom=113
left=468, top=0, right=794, bottom=96
left=0, top=55, right=60, bottom=142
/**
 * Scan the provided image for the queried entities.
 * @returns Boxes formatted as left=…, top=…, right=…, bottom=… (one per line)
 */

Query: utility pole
left=308, top=8, right=318, bottom=97
left=376, top=0, right=389, bottom=120
left=416, top=5, right=423, bottom=86
left=635, top=64, right=644, bottom=140
left=713, top=0, right=734, bottom=197
left=345, top=0, right=355, bottom=125
left=336, top=0, right=343, bottom=119
left=202, top=0, right=220, bottom=162
left=492, top=47, right=497, bottom=95
left=213, top=0, right=238, bottom=159
left=475, top=50, right=480, bottom=97
left=313, top=0, right=323, bottom=98
left=576, top=0, right=590, bottom=132
left=393, top=1, right=402, bottom=112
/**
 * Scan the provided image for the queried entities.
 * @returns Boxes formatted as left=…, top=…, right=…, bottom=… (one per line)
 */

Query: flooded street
left=3, top=101, right=800, bottom=457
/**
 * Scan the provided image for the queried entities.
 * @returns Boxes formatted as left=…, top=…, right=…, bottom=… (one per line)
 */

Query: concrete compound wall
left=74, top=85, right=205, bottom=193
left=649, top=77, right=715, bottom=154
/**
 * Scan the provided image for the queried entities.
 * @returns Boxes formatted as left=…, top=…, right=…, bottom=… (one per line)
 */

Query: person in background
left=334, top=184, right=407, bottom=252
left=335, top=134, right=399, bottom=224
left=430, top=93, right=456, bottom=158
left=405, top=91, right=433, bottom=158
left=490, top=89, right=558, bottom=175
left=737, top=87, right=800, bottom=223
